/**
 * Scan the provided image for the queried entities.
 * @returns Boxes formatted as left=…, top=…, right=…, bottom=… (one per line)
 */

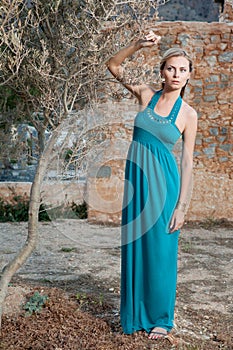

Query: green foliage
left=64, top=149, right=73, bottom=161
left=76, top=292, right=88, bottom=306
left=0, top=86, right=20, bottom=112
left=0, top=196, right=51, bottom=222
left=23, top=291, right=48, bottom=315
left=0, top=197, right=87, bottom=222
left=71, top=201, right=88, bottom=219
left=0, top=196, right=29, bottom=222
left=76, top=292, right=105, bottom=310
left=38, top=203, right=51, bottom=222
left=60, top=247, right=77, bottom=253
left=180, top=237, right=193, bottom=253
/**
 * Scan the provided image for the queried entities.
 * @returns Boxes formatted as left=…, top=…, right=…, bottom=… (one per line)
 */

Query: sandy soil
left=0, top=219, right=232, bottom=349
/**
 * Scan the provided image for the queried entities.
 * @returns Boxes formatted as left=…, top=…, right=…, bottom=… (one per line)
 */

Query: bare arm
left=178, top=109, right=198, bottom=206
left=170, top=108, right=198, bottom=232
left=106, top=31, right=161, bottom=101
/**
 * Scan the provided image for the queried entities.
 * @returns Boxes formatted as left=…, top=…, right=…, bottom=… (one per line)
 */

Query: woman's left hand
left=169, top=209, right=185, bottom=233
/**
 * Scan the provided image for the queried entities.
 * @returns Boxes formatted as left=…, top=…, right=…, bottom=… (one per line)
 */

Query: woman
left=106, top=31, right=197, bottom=340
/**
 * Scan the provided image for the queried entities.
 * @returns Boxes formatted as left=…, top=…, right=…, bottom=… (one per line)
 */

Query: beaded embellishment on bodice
left=147, top=90, right=182, bottom=125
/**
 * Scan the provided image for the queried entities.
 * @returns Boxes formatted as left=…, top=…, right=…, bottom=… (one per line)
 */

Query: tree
left=0, top=0, right=169, bottom=327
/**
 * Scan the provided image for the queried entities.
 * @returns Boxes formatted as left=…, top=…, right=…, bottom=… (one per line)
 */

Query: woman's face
left=161, top=56, right=191, bottom=90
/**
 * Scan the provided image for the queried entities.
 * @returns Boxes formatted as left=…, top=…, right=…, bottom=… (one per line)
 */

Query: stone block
left=210, top=35, right=221, bottom=43
left=205, top=83, right=217, bottom=90
left=209, top=128, right=219, bottom=136
left=219, top=157, right=229, bottom=162
left=220, top=127, right=228, bottom=135
left=220, top=74, right=229, bottom=82
left=219, top=52, right=233, bottom=63
left=209, top=111, right=221, bottom=119
left=220, top=144, right=232, bottom=152
left=204, top=55, right=217, bottom=67
left=205, top=75, right=220, bottom=83
left=203, top=95, right=216, bottom=102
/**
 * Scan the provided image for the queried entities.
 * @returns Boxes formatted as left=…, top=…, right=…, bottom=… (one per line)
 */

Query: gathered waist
left=132, top=126, right=171, bottom=153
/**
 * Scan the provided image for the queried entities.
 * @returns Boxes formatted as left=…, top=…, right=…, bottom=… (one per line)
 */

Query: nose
left=173, top=69, right=179, bottom=78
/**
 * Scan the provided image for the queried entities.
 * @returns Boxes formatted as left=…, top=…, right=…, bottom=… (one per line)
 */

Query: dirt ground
left=0, top=219, right=232, bottom=349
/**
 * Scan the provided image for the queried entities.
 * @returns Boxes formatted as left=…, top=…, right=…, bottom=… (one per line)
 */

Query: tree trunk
left=0, top=126, right=61, bottom=329
left=38, top=127, right=46, bottom=155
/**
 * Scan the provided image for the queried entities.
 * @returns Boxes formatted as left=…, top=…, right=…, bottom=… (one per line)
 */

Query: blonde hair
left=160, top=48, right=193, bottom=98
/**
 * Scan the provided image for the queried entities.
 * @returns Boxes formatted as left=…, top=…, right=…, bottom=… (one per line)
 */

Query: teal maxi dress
left=121, top=89, right=182, bottom=334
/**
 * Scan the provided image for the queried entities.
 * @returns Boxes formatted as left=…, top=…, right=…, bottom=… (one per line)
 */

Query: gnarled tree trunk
left=0, top=126, right=60, bottom=328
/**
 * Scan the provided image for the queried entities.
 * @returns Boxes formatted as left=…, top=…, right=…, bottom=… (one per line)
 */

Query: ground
left=0, top=219, right=232, bottom=349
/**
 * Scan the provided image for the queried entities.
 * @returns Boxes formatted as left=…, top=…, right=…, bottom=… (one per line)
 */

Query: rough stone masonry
left=87, top=5, right=233, bottom=224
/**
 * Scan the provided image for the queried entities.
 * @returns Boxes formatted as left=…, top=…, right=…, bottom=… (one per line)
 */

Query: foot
left=148, top=327, right=168, bottom=340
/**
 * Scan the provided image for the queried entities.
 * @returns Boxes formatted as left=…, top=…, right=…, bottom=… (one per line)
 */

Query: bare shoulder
left=182, top=101, right=198, bottom=126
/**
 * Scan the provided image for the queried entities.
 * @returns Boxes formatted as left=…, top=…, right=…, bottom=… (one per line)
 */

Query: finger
left=174, top=222, right=184, bottom=232
left=145, top=35, right=160, bottom=43
left=169, top=218, right=176, bottom=232
left=145, top=33, right=161, bottom=43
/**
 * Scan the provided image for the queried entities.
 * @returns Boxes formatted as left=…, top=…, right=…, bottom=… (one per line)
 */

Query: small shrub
left=71, top=201, right=88, bottom=219
left=0, top=196, right=29, bottom=222
left=38, top=203, right=51, bottom=221
left=0, top=197, right=87, bottom=221
left=23, top=291, right=48, bottom=315
left=0, top=197, right=51, bottom=222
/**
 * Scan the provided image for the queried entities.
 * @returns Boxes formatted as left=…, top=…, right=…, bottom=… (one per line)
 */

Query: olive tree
left=0, top=0, right=169, bottom=327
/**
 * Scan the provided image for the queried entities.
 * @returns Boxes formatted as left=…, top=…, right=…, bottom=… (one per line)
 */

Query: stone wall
left=0, top=6, right=232, bottom=224
left=0, top=181, right=85, bottom=208
left=87, top=20, right=233, bottom=224
left=220, top=0, right=233, bottom=22
left=158, top=0, right=222, bottom=22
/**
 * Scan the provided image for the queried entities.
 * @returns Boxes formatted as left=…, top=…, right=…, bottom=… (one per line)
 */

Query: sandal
left=148, top=327, right=167, bottom=340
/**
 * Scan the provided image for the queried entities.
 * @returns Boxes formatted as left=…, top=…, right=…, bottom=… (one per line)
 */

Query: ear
left=160, top=70, right=165, bottom=82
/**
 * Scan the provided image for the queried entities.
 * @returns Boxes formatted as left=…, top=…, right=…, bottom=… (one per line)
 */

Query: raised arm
left=106, top=31, right=161, bottom=101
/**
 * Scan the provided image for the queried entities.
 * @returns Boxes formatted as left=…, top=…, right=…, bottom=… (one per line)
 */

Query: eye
left=167, top=67, right=173, bottom=71
left=180, top=68, right=187, bottom=72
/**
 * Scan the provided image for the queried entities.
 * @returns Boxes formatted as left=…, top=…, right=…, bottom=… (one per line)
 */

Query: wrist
left=132, top=40, right=143, bottom=51
left=176, top=201, right=187, bottom=213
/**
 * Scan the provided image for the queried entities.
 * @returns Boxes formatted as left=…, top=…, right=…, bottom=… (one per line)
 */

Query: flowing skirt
left=121, top=129, right=180, bottom=334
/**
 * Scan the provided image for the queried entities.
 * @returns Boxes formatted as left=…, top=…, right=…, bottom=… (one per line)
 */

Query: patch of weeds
left=97, top=293, right=104, bottom=307
left=181, top=241, right=193, bottom=253
left=76, top=292, right=106, bottom=310
left=23, top=291, right=48, bottom=315
left=60, top=247, right=77, bottom=253
left=180, top=237, right=193, bottom=253
left=39, top=278, right=53, bottom=284
left=76, top=292, right=88, bottom=307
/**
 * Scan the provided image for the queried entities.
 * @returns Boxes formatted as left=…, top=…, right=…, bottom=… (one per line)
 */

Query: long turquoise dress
left=121, top=89, right=182, bottom=334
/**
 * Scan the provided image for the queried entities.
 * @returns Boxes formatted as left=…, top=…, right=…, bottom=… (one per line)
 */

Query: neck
left=161, top=87, right=181, bottom=101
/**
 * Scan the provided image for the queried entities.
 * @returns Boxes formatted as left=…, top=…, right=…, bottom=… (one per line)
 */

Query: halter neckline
left=148, top=90, right=182, bottom=125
